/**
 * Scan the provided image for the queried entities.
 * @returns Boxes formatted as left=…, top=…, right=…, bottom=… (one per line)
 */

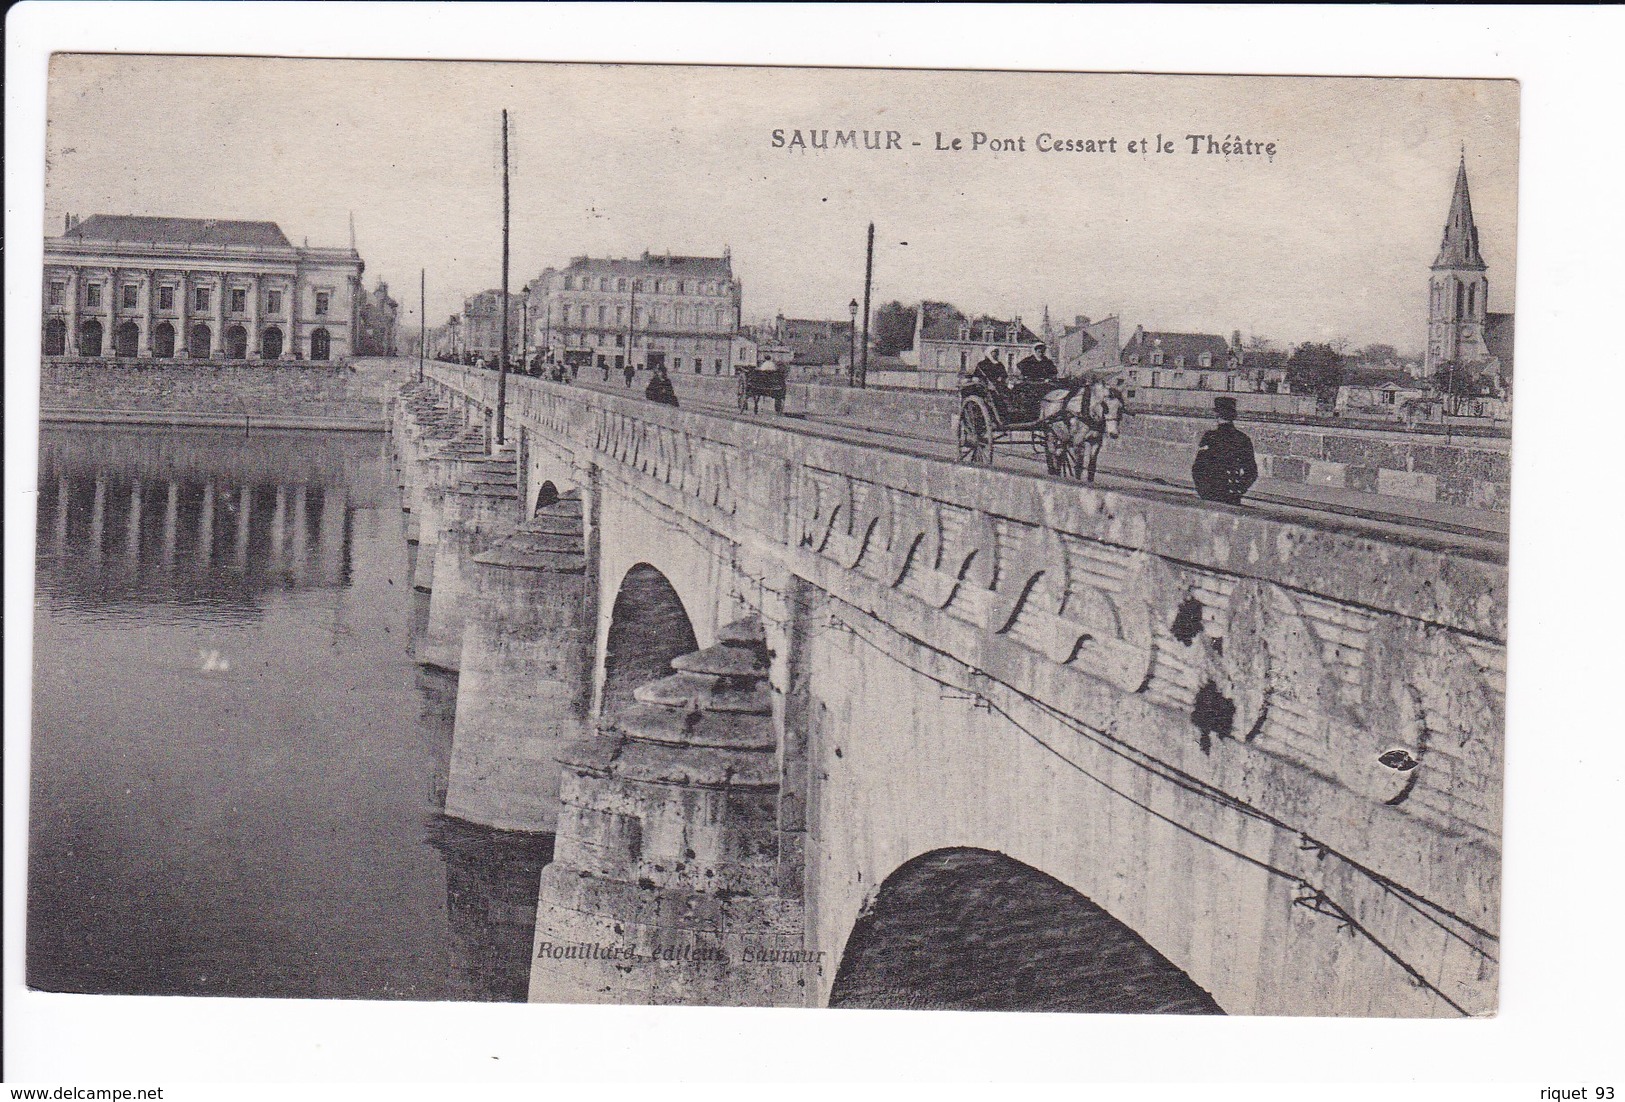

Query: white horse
left=1038, top=379, right=1110, bottom=482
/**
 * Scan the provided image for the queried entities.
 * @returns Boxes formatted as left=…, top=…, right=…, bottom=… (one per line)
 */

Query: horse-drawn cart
left=737, top=359, right=787, bottom=413
left=957, top=375, right=1105, bottom=482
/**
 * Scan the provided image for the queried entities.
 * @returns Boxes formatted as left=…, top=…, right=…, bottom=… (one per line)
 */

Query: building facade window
left=267, top=290, right=282, bottom=314
left=158, top=286, right=175, bottom=310
left=48, top=281, right=65, bottom=307
left=120, top=285, right=138, bottom=309
left=86, top=284, right=102, bottom=308
left=315, top=290, right=330, bottom=316
left=194, top=286, right=210, bottom=311
left=230, top=288, right=247, bottom=313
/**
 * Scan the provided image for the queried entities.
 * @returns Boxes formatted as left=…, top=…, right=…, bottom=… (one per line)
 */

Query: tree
left=871, top=301, right=916, bottom=357
left=1353, top=343, right=1400, bottom=366
left=1285, top=342, right=1346, bottom=400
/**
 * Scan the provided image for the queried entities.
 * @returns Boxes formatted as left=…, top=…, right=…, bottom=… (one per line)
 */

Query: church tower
left=1425, top=155, right=1491, bottom=377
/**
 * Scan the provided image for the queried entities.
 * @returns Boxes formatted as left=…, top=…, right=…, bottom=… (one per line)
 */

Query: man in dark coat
left=1016, top=341, right=1059, bottom=383
left=645, top=365, right=679, bottom=408
left=1013, top=342, right=1060, bottom=422
left=1192, top=396, right=1258, bottom=505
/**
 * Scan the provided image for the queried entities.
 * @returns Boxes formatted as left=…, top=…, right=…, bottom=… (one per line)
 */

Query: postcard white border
left=7, top=1, right=1625, bottom=1088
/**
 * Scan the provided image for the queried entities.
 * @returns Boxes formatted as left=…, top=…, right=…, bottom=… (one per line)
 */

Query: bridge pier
left=444, top=492, right=591, bottom=833
left=418, top=450, right=520, bottom=671
left=529, top=616, right=811, bottom=1006
left=410, top=424, right=488, bottom=594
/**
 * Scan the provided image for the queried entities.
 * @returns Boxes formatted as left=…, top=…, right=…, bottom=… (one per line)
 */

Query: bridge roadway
left=407, top=364, right=1506, bottom=1016
left=567, top=371, right=1508, bottom=561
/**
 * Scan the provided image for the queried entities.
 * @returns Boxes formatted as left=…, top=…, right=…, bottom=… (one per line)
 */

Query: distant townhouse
left=1055, top=314, right=1121, bottom=376
left=356, top=279, right=400, bottom=357
left=912, top=301, right=1041, bottom=386
left=461, top=289, right=526, bottom=363
left=42, top=213, right=364, bottom=362
left=1117, top=326, right=1240, bottom=392
left=527, top=250, right=742, bottom=375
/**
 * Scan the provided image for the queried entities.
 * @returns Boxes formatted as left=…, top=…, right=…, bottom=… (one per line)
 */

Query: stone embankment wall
left=38, top=360, right=392, bottom=429
left=594, top=369, right=1511, bottom=514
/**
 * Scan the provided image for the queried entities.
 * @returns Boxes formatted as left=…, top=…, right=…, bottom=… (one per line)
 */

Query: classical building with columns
left=42, top=214, right=364, bottom=362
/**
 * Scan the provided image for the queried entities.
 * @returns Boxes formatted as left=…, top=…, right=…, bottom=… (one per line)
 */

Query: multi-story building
left=912, top=301, right=1041, bottom=385
left=527, top=250, right=742, bottom=376
left=356, top=279, right=400, bottom=357
left=1117, top=327, right=1245, bottom=392
left=1424, top=155, right=1514, bottom=381
left=42, top=214, right=363, bottom=361
left=1055, top=314, right=1121, bottom=376
left=756, top=313, right=855, bottom=379
left=461, top=289, right=526, bottom=364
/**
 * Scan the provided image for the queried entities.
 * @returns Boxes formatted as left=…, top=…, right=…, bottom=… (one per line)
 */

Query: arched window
left=310, top=327, right=331, bottom=361
left=115, top=321, right=141, bottom=358
left=1455, top=281, right=1464, bottom=320
left=80, top=319, right=104, bottom=357
left=43, top=317, right=67, bottom=356
left=1467, top=284, right=1476, bottom=318
left=224, top=324, right=248, bottom=360
left=153, top=321, right=175, bottom=358
left=189, top=323, right=211, bottom=359
left=260, top=326, right=282, bottom=359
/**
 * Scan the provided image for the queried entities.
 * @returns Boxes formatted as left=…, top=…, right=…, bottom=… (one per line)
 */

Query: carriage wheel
left=1043, top=429, right=1074, bottom=479
left=958, top=397, right=995, bottom=466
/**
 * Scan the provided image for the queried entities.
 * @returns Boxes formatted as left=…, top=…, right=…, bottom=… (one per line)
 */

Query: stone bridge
left=394, top=363, right=1505, bottom=1017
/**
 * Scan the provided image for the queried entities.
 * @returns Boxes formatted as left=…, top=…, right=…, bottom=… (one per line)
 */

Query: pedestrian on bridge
left=1192, top=396, right=1258, bottom=505
left=646, top=364, right=679, bottom=408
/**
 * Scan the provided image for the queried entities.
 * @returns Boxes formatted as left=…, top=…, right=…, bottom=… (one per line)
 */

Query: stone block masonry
left=40, top=360, right=387, bottom=429
left=444, top=495, right=592, bottom=834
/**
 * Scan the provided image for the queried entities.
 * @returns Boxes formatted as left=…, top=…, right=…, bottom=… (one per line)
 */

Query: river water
left=27, top=423, right=550, bottom=1001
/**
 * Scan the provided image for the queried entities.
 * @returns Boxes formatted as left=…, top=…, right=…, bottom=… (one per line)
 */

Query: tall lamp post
left=848, top=298, right=858, bottom=385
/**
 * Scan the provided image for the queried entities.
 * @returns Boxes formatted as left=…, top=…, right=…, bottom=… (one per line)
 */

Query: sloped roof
left=563, top=252, right=733, bottom=279
left=61, top=214, right=294, bottom=249
left=918, top=301, right=1040, bottom=344
left=1432, top=158, right=1487, bottom=271
left=1122, top=329, right=1231, bottom=365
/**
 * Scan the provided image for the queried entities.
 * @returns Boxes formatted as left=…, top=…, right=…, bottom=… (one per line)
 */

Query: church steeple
left=1432, top=155, right=1486, bottom=271
left=1425, top=152, right=1492, bottom=377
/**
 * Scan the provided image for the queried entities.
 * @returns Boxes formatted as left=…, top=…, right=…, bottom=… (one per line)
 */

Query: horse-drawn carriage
left=737, top=358, right=787, bottom=413
left=957, top=372, right=1111, bottom=482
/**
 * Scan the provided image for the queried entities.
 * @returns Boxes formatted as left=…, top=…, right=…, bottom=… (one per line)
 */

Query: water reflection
left=29, top=424, right=548, bottom=1001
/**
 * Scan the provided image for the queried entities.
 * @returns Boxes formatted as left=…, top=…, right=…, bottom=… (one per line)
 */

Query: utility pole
left=497, top=108, right=510, bottom=444
left=418, top=268, right=426, bottom=382
left=627, top=282, right=637, bottom=373
left=858, top=221, right=874, bottom=388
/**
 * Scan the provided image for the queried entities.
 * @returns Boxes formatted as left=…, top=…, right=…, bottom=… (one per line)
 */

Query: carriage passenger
left=972, top=346, right=1009, bottom=391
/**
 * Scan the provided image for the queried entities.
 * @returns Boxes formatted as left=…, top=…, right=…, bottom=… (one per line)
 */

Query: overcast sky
left=43, top=55, right=1518, bottom=354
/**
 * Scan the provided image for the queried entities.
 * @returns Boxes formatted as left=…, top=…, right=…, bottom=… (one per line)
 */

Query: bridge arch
left=828, top=847, right=1223, bottom=1014
left=600, top=562, right=698, bottom=718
